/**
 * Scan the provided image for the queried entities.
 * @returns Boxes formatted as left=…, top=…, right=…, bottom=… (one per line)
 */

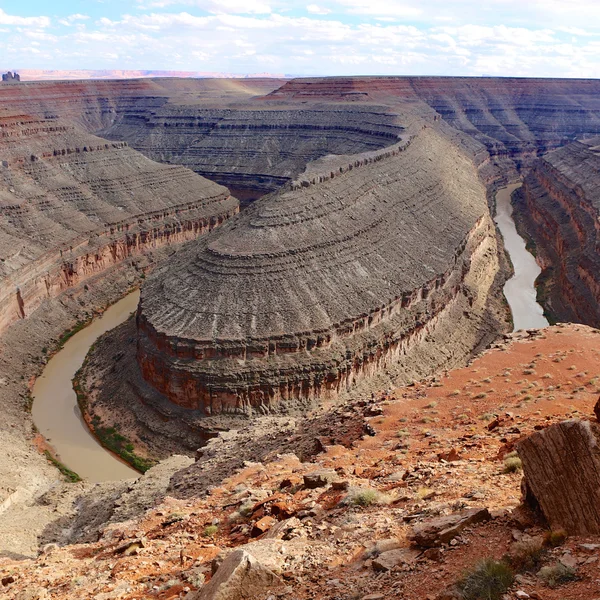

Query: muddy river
left=32, top=290, right=141, bottom=482
left=494, top=183, right=549, bottom=331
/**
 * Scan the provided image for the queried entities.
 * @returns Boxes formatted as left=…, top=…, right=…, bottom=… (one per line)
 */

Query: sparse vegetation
left=44, top=450, right=82, bottom=483
left=345, top=487, right=389, bottom=507
left=537, top=562, right=576, bottom=587
left=508, top=537, right=544, bottom=571
left=73, top=369, right=155, bottom=473
left=203, top=525, right=218, bottom=538
left=457, top=558, right=514, bottom=600
left=543, top=529, right=567, bottom=547
left=503, top=452, right=522, bottom=473
left=58, top=319, right=90, bottom=348
left=239, top=501, right=255, bottom=517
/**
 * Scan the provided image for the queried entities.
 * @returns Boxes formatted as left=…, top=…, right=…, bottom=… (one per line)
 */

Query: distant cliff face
left=4, top=77, right=600, bottom=202
left=518, top=138, right=600, bottom=327
left=269, top=77, right=600, bottom=169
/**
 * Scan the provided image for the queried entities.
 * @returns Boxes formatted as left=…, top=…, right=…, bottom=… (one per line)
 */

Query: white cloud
left=59, top=14, right=91, bottom=26
left=138, top=0, right=271, bottom=13
left=307, top=4, right=331, bottom=15
left=0, top=8, right=50, bottom=28
left=3, top=2, right=600, bottom=77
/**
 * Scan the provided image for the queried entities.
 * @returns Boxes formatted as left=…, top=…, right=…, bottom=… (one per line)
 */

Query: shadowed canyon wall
left=518, top=138, right=600, bottom=327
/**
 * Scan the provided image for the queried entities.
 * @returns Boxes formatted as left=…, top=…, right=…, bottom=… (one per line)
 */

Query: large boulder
left=186, top=549, right=281, bottom=600
left=518, top=419, right=600, bottom=534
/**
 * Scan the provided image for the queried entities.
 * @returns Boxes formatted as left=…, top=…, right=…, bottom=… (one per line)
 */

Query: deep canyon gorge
left=1, top=75, right=600, bottom=600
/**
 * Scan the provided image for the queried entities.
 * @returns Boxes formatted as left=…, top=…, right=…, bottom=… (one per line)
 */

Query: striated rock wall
left=518, top=138, right=600, bottom=326
left=100, top=105, right=405, bottom=202
left=5, top=76, right=600, bottom=204
left=136, top=125, right=505, bottom=414
left=0, top=111, right=238, bottom=334
left=269, top=76, right=600, bottom=171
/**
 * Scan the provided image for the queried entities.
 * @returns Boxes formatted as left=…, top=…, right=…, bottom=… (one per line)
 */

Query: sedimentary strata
left=137, top=125, right=505, bottom=414
left=270, top=76, right=600, bottom=166
left=0, top=110, right=238, bottom=334
left=101, top=104, right=405, bottom=202
left=518, top=138, right=600, bottom=326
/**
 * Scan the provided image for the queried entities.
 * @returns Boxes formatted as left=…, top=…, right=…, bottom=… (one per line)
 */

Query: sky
left=2, top=0, right=600, bottom=77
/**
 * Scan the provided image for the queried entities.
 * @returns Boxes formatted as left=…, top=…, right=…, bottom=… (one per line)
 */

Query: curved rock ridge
left=100, top=104, right=406, bottom=202
left=0, top=78, right=284, bottom=132
left=0, top=111, right=238, bottom=334
left=269, top=77, right=600, bottom=168
left=518, top=138, right=600, bottom=327
left=137, top=125, right=503, bottom=413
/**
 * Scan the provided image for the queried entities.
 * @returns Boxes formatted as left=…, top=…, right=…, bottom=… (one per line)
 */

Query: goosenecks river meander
left=31, top=184, right=548, bottom=482
left=32, top=290, right=141, bottom=482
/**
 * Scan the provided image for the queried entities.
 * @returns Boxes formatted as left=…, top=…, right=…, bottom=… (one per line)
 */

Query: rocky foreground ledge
left=3, top=323, right=599, bottom=599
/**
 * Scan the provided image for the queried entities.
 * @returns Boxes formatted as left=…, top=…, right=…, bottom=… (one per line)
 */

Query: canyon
left=517, top=137, right=600, bottom=327
left=1, top=75, right=600, bottom=599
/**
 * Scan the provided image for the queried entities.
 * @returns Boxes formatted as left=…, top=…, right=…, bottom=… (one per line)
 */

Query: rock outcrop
left=518, top=138, right=600, bottom=327
left=6, top=76, right=600, bottom=206
left=408, top=508, right=492, bottom=548
left=136, top=125, right=504, bottom=413
left=269, top=76, right=600, bottom=170
left=187, top=549, right=281, bottom=600
left=518, top=420, right=600, bottom=534
left=1, top=71, right=20, bottom=82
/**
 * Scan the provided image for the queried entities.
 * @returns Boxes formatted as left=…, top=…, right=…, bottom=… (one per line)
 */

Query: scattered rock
left=251, top=516, right=276, bottom=538
left=408, top=508, right=491, bottom=547
left=437, top=448, right=460, bottom=462
left=303, top=470, right=339, bottom=489
left=372, top=548, right=419, bottom=571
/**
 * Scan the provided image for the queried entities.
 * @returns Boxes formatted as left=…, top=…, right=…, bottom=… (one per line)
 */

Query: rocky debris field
left=2, top=323, right=600, bottom=599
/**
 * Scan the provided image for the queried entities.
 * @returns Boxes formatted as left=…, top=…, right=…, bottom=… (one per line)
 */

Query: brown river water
left=32, top=290, right=141, bottom=482
left=30, top=184, right=548, bottom=482
left=494, top=183, right=549, bottom=331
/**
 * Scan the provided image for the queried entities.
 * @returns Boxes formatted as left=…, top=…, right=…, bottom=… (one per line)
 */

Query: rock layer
left=0, top=110, right=238, bottom=334
left=518, top=138, right=600, bottom=326
left=270, top=77, right=600, bottom=167
left=137, top=125, right=503, bottom=413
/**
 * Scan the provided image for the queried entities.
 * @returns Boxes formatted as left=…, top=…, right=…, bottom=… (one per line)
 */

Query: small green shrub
left=508, top=537, right=545, bottom=571
left=503, top=452, right=522, bottom=473
left=345, top=487, right=389, bottom=507
left=537, top=562, right=576, bottom=587
left=203, top=525, right=218, bottom=538
left=44, top=451, right=82, bottom=483
left=458, top=558, right=514, bottom=600
left=239, top=501, right=255, bottom=517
